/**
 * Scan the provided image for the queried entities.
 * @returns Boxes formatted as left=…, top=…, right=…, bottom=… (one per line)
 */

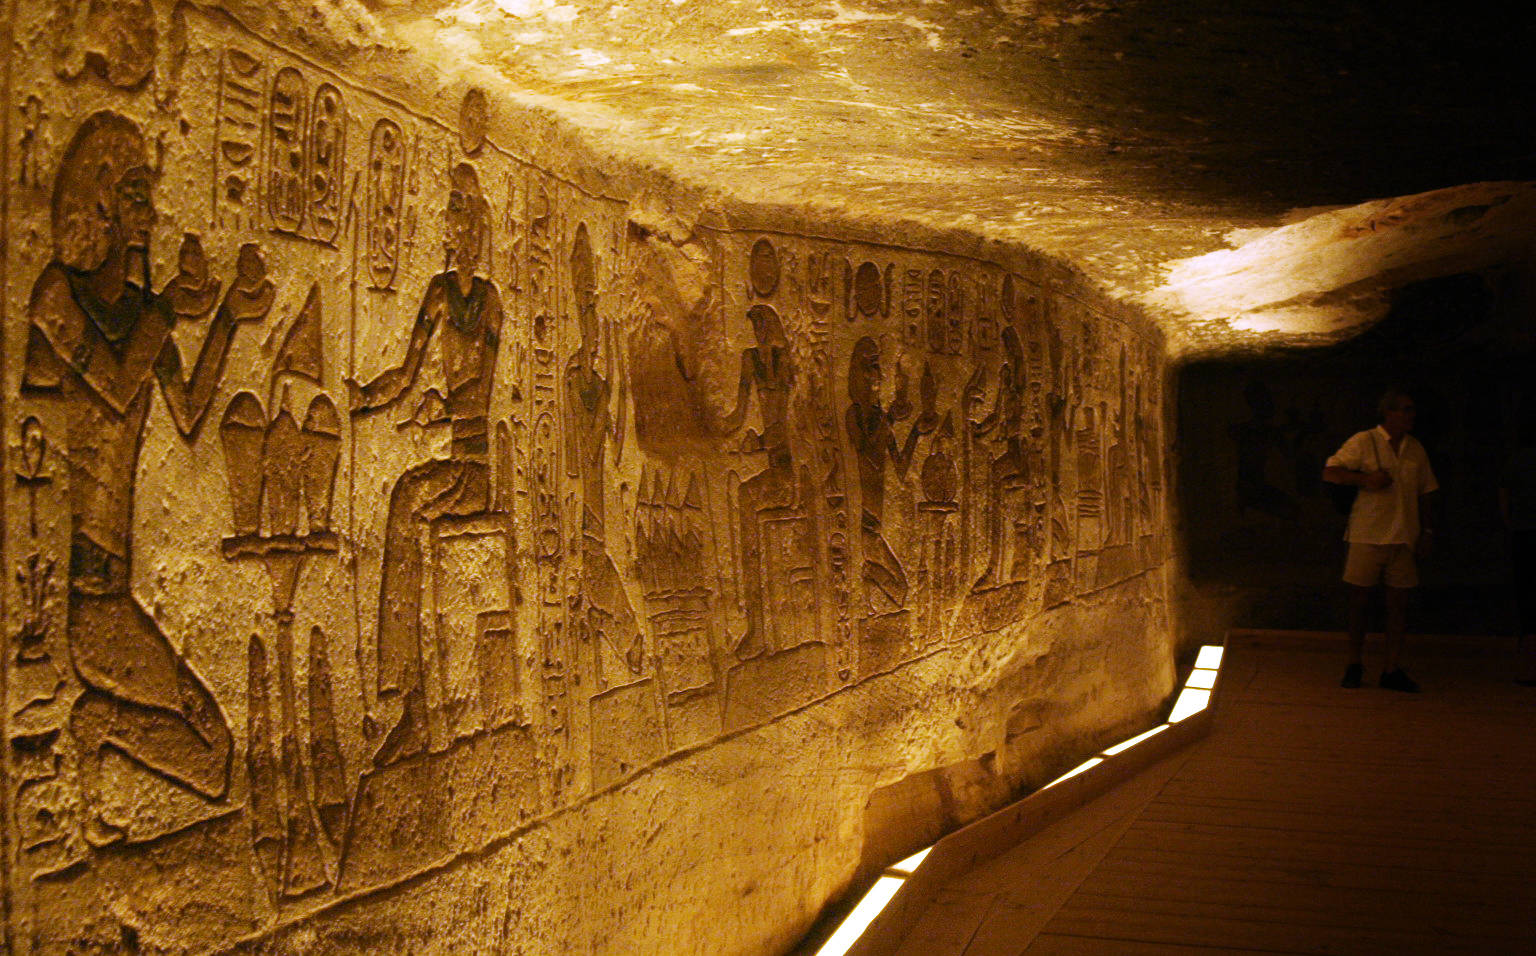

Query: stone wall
left=0, top=2, right=1176, bottom=952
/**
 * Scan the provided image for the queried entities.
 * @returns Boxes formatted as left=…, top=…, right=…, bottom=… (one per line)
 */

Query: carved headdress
left=447, top=161, right=491, bottom=271
left=51, top=111, right=150, bottom=271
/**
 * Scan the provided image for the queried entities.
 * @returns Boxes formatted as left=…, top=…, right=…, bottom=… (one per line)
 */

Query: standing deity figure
left=565, top=224, right=644, bottom=681
left=23, top=112, right=273, bottom=839
left=845, top=337, right=937, bottom=612
left=966, top=324, right=1036, bottom=587
left=565, top=224, right=615, bottom=538
left=349, top=162, right=503, bottom=766
left=1046, top=320, right=1073, bottom=561
left=720, top=303, right=797, bottom=658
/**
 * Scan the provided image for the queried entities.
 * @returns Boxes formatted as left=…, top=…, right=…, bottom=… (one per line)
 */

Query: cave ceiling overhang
left=361, top=0, right=1536, bottom=357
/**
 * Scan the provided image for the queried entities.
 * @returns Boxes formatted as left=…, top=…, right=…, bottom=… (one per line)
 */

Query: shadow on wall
left=1177, top=270, right=1535, bottom=635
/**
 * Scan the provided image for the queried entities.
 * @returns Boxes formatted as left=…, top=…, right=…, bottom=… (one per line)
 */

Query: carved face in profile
left=745, top=304, right=786, bottom=350
left=114, top=167, right=155, bottom=252
left=848, top=336, right=881, bottom=406
left=51, top=111, right=154, bottom=271
left=446, top=162, right=488, bottom=273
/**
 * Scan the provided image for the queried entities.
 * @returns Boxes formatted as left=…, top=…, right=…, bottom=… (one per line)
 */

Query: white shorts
left=1343, top=543, right=1418, bottom=589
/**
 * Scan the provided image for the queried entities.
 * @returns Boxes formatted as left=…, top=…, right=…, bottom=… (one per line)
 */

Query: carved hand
left=224, top=244, right=274, bottom=323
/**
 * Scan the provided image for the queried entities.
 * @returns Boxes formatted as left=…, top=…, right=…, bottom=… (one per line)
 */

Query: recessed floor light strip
left=812, top=642, right=1226, bottom=956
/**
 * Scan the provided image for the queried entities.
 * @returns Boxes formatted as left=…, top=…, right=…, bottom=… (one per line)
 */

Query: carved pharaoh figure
left=845, top=336, right=937, bottom=613
left=565, top=224, right=645, bottom=684
left=968, top=324, right=1036, bottom=588
left=349, top=162, right=504, bottom=766
left=22, top=112, right=274, bottom=839
left=1045, top=317, right=1074, bottom=562
left=722, top=303, right=799, bottom=658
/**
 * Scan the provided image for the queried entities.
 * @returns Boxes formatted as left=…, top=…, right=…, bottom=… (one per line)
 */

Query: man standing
left=1323, top=389, right=1439, bottom=691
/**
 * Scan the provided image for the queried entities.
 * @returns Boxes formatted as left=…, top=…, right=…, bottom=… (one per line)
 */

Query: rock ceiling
left=367, top=0, right=1536, bottom=354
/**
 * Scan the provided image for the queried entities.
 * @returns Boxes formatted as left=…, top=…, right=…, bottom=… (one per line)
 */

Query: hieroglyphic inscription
left=266, top=67, right=308, bottom=234
left=3, top=4, right=1171, bottom=947
left=307, top=84, right=346, bottom=243
left=14, top=417, right=50, bottom=537
left=214, top=49, right=266, bottom=229
left=459, top=87, right=489, bottom=156
left=17, top=96, right=46, bottom=188
left=366, top=119, right=406, bottom=290
left=748, top=237, right=780, bottom=299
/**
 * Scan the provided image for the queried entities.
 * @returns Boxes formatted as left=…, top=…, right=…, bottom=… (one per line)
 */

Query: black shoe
left=1380, top=668, right=1420, bottom=693
left=1341, top=663, right=1363, bottom=688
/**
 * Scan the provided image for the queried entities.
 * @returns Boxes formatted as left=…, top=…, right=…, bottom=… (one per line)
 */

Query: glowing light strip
left=1102, top=723, right=1169, bottom=756
left=1042, top=756, right=1103, bottom=790
left=1168, top=645, right=1223, bottom=722
left=1184, top=668, right=1217, bottom=690
left=815, top=876, right=906, bottom=956
left=1169, top=687, right=1212, bottom=723
left=890, top=846, right=932, bottom=875
left=810, top=644, right=1224, bottom=955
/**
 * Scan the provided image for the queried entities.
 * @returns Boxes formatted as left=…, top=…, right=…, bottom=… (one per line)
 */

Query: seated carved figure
left=349, top=163, right=503, bottom=767
left=23, top=112, right=273, bottom=840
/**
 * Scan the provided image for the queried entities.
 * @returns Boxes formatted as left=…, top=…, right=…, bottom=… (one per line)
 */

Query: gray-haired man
left=1322, top=389, right=1439, bottom=692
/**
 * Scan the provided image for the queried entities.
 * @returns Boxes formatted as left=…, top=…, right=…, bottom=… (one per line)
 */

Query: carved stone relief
left=0, top=3, right=1172, bottom=952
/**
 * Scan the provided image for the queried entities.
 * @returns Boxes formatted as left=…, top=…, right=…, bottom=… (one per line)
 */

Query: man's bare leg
left=1379, top=586, right=1420, bottom=691
left=1343, top=585, right=1370, bottom=687
left=1383, top=586, right=1410, bottom=672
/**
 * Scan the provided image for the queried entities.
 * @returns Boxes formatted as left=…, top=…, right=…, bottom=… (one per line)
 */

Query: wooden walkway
left=888, top=634, right=1536, bottom=956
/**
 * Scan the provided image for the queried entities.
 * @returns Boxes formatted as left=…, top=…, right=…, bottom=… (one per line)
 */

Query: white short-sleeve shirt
left=1326, top=426, right=1439, bottom=544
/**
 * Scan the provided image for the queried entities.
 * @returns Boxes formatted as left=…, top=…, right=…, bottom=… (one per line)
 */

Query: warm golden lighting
left=1195, top=645, right=1224, bottom=669
left=1101, top=723, right=1169, bottom=756
left=812, top=643, right=1226, bottom=953
left=816, top=876, right=906, bottom=956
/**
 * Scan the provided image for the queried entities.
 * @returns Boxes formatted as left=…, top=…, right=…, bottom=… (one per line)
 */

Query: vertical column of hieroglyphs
left=1, top=0, right=15, bottom=948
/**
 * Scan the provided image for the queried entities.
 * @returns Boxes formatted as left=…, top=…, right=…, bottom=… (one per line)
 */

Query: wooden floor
left=890, top=635, right=1536, bottom=956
